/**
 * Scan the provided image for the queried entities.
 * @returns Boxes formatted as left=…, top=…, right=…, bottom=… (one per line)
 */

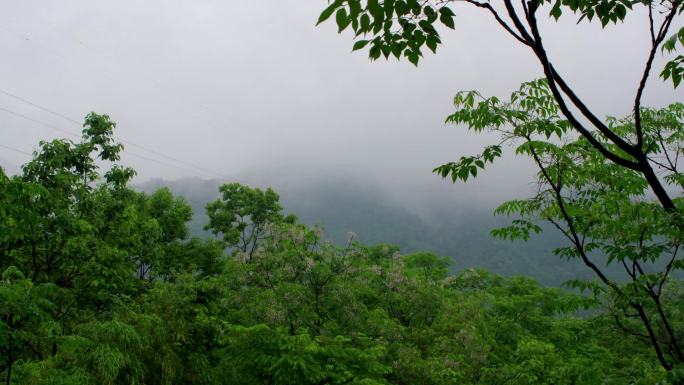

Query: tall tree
left=205, top=183, right=295, bottom=261
left=440, top=80, right=684, bottom=372
left=318, top=0, right=684, bottom=375
left=317, top=0, right=683, bottom=211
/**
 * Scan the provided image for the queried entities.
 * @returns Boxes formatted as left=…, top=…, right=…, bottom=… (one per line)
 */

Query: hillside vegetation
left=1, top=114, right=678, bottom=384
left=138, top=177, right=592, bottom=286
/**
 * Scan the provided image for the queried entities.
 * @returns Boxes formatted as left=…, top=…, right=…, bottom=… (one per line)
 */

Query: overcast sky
left=0, top=1, right=680, bottom=208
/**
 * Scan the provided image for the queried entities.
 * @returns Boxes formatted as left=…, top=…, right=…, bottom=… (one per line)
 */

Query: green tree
left=147, top=187, right=192, bottom=244
left=318, top=0, right=684, bottom=375
left=218, top=325, right=388, bottom=385
left=3, top=121, right=678, bottom=383
left=128, top=187, right=194, bottom=281
left=0, top=113, right=223, bottom=384
left=0, top=113, right=141, bottom=329
left=403, top=251, right=450, bottom=282
left=205, top=183, right=295, bottom=261
left=435, top=80, right=684, bottom=373
left=317, top=0, right=683, bottom=211
left=0, top=267, right=55, bottom=385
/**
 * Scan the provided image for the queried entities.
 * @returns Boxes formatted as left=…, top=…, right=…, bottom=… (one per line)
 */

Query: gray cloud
left=0, top=1, right=679, bottom=209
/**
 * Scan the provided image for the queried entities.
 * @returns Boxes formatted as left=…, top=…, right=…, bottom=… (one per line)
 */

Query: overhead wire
left=0, top=123, right=205, bottom=178
left=0, top=105, right=78, bottom=137
left=0, top=23, right=233, bottom=180
left=0, top=24, right=136, bottom=90
left=0, top=143, right=32, bottom=156
left=0, top=89, right=230, bottom=179
left=0, top=88, right=81, bottom=125
left=37, top=19, right=172, bottom=97
left=0, top=143, right=32, bottom=175
left=0, top=104, right=220, bottom=179
left=2, top=21, right=224, bottom=128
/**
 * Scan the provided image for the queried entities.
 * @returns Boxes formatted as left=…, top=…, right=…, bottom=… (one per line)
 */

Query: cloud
left=0, top=1, right=678, bottom=206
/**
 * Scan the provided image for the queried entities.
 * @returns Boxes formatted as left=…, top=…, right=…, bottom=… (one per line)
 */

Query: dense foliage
left=435, top=81, right=684, bottom=375
left=138, top=177, right=621, bottom=287
left=317, top=0, right=684, bottom=378
left=0, top=116, right=679, bottom=384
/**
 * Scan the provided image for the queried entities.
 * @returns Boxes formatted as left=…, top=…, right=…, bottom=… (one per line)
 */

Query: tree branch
left=526, top=137, right=621, bottom=292
left=635, top=303, right=673, bottom=370
left=464, top=0, right=532, bottom=45
left=503, top=0, right=535, bottom=42
left=634, top=4, right=678, bottom=150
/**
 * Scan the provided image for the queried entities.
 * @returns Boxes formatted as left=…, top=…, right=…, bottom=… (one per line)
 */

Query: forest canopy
left=317, top=0, right=684, bottom=378
left=1, top=0, right=683, bottom=382
left=0, top=114, right=681, bottom=384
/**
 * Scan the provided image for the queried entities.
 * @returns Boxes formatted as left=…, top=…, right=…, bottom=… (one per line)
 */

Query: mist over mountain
left=137, top=175, right=594, bottom=286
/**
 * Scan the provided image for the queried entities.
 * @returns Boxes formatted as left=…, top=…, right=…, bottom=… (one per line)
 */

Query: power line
left=1, top=23, right=230, bottom=180
left=0, top=143, right=32, bottom=156
left=0, top=88, right=81, bottom=125
left=0, top=124, right=204, bottom=177
left=122, top=150, right=209, bottom=177
left=0, top=89, right=231, bottom=179
left=0, top=106, right=78, bottom=137
left=0, top=144, right=33, bottom=175
left=0, top=105, right=219, bottom=178
left=0, top=164, right=22, bottom=175
left=37, top=19, right=171, bottom=96
left=0, top=24, right=142, bottom=91
left=0, top=140, right=203, bottom=179
left=0, top=24, right=230, bottom=173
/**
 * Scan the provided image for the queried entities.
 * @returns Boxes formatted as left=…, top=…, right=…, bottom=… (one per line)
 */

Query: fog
left=1, top=1, right=680, bottom=212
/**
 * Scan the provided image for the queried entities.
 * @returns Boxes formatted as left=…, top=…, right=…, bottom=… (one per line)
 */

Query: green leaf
left=439, top=6, right=455, bottom=17
left=360, top=13, right=371, bottom=32
left=426, top=34, right=438, bottom=53
left=352, top=40, right=371, bottom=51
left=424, top=6, right=437, bottom=22
left=550, top=3, right=562, bottom=20
left=439, top=10, right=455, bottom=29
left=418, top=20, right=435, bottom=34
left=384, top=0, right=395, bottom=18
left=336, top=8, right=350, bottom=32
left=317, top=0, right=342, bottom=26
left=369, top=43, right=382, bottom=60
left=407, top=49, right=419, bottom=66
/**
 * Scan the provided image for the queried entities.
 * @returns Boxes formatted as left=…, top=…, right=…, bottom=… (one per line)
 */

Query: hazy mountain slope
left=136, top=177, right=596, bottom=286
